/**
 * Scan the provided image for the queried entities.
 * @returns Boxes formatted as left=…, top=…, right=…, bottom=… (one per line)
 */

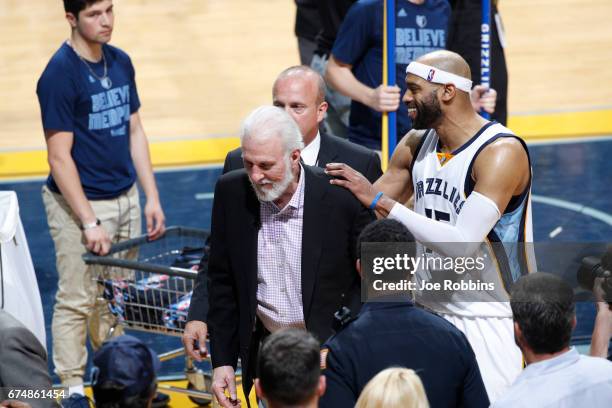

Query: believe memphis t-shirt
left=37, top=42, right=140, bottom=200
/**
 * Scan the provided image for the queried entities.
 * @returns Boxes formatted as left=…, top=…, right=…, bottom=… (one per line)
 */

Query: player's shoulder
left=402, top=128, right=429, bottom=150
left=483, top=127, right=529, bottom=159
left=475, top=122, right=526, bottom=157
left=390, top=129, right=429, bottom=167
left=474, top=140, right=529, bottom=183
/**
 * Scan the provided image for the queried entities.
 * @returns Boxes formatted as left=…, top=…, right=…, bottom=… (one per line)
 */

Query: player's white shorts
left=443, top=314, right=523, bottom=404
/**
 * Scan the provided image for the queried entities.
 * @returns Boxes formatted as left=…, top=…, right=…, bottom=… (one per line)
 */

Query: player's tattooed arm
left=373, top=129, right=426, bottom=204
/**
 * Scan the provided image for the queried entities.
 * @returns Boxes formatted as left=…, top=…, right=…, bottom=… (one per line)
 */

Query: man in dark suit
left=222, top=65, right=382, bottom=183
left=185, top=106, right=373, bottom=407
left=182, top=65, right=381, bottom=363
left=0, top=310, right=54, bottom=407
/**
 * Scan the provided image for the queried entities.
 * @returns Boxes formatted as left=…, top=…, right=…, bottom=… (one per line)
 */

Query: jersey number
left=424, top=208, right=450, bottom=222
left=424, top=208, right=450, bottom=254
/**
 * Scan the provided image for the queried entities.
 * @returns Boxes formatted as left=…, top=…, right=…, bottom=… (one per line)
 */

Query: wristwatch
left=81, top=218, right=101, bottom=230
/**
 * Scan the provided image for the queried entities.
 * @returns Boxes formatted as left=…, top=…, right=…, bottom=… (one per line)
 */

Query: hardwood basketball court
left=0, top=0, right=610, bottom=162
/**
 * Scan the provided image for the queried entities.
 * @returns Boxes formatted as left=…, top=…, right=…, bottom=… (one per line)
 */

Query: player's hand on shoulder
left=326, top=162, right=377, bottom=208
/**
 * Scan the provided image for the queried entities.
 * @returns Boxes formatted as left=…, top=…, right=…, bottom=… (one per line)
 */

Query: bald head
left=273, top=65, right=326, bottom=104
left=416, top=50, right=472, bottom=81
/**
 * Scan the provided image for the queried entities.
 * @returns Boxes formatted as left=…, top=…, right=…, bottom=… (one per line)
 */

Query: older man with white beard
left=184, top=106, right=373, bottom=408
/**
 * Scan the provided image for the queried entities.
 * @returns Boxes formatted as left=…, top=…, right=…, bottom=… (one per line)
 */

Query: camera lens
left=577, top=256, right=602, bottom=291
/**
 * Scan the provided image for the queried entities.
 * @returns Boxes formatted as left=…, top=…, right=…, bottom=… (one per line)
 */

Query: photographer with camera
left=579, top=247, right=612, bottom=359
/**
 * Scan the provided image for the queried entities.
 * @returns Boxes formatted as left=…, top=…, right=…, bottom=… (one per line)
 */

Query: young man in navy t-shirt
left=36, top=0, right=165, bottom=394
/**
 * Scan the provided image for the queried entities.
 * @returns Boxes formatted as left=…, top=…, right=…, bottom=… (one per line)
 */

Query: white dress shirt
left=300, top=132, right=321, bottom=166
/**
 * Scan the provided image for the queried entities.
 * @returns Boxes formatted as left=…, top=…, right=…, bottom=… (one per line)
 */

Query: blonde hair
left=355, top=368, right=429, bottom=408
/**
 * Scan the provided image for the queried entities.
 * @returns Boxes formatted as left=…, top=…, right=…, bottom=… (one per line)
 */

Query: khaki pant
left=42, top=184, right=141, bottom=386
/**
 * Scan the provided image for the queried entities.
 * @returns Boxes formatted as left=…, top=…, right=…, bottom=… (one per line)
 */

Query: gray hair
left=240, top=105, right=304, bottom=153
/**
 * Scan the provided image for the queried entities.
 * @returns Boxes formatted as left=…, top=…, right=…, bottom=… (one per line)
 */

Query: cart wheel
left=187, top=380, right=212, bottom=406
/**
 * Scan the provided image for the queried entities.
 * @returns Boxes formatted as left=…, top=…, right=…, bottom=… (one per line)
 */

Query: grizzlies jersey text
left=411, top=122, right=536, bottom=317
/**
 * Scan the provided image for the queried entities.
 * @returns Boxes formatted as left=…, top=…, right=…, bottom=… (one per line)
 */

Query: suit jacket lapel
left=316, top=133, right=339, bottom=167
left=242, top=178, right=261, bottom=321
left=301, top=166, right=331, bottom=322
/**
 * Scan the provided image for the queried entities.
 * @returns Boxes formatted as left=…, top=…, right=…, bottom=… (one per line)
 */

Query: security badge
left=320, top=348, right=329, bottom=370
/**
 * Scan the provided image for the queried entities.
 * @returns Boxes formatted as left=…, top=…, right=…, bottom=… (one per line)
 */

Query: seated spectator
left=255, top=328, right=325, bottom=408
left=91, top=335, right=160, bottom=408
left=493, top=272, right=612, bottom=407
left=0, top=310, right=53, bottom=408
left=355, top=367, right=429, bottom=408
left=320, top=219, right=489, bottom=408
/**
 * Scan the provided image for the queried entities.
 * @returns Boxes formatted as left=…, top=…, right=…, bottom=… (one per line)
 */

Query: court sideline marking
left=2, top=109, right=611, bottom=179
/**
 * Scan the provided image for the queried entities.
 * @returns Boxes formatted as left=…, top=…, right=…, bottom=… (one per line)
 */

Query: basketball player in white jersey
left=326, top=50, right=536, bottom=403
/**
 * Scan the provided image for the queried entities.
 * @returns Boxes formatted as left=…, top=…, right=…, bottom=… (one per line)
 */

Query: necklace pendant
left=100, top=77, right=112, bottom=90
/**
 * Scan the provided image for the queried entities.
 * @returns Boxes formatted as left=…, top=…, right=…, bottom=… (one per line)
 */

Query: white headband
left=406, top=62, right=473, bottom=92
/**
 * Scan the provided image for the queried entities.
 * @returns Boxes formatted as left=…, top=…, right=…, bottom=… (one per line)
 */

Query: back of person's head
left=357, top=219, right=415, bottom=253
left=92, top=335, right=159, bottom=408
left=510, top=272, right=576, bottom=354
left=355, top=367, right=429, bottom=408
left=64, top=0, right=103, bottom=16
left=256, top=328, right=324, bottom=407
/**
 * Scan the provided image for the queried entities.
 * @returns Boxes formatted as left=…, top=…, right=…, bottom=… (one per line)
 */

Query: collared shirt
left=300, top=131, right=321, bottom=166
left=256, top=165, right=306, bottom=332
left=492, top=347, right=612, bottom=408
